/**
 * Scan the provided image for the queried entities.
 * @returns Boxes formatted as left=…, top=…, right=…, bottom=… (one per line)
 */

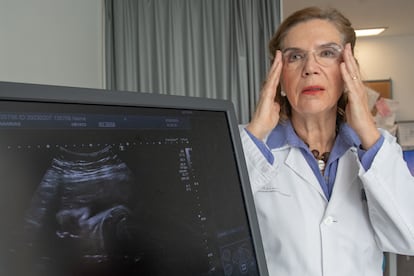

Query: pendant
left=317, top=159, right=325, bottom=171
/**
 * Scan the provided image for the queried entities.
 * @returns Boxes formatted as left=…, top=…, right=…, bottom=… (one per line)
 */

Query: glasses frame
left=281, top=43, right=344, bottom=71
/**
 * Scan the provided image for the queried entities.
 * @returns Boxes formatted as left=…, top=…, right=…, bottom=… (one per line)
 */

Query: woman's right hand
left=246, top=50, right=283, bottom=140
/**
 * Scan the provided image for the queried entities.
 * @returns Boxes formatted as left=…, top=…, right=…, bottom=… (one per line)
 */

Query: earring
left=281, top=90, right=286, bottom=97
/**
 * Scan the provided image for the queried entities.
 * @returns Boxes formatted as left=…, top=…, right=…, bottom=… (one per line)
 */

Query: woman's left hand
left=340, top=43, right=381, bottom=149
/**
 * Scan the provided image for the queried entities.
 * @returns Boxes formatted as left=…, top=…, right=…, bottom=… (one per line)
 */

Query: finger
left=341, top=44, right=356, bottom=82
left=342, top=43, right=360, bottom=80
left=341, top=62, right=365, bottom=103
left=340, top=44, right=363, bottom=94
left=262, top=50, right=283, bottom=99
left=340, top=62, right=356, bottom=89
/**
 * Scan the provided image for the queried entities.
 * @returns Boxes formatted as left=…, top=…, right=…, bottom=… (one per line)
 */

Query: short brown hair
left=269, top=7, right=356, bottom=123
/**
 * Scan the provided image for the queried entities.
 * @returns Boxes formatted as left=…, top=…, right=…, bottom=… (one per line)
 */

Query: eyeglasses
left=281, top=43, right=343, bottom=71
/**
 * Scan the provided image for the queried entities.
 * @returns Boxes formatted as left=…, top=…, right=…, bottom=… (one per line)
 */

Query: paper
left=366, top=87, right=380, bottom=111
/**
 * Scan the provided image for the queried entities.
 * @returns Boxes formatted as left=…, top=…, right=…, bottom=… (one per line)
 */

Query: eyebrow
left=282, top=42, right=343, bottom=53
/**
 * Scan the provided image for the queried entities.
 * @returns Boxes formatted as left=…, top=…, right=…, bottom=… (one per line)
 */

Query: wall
left=2, top=1, right=413, bottom=121
left=0, top=0, right=104, bottom=89
left=355, top=35, right=414, bottom=121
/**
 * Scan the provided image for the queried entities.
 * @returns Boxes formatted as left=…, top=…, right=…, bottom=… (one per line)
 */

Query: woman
left=241, top=6, right=414, bottom=275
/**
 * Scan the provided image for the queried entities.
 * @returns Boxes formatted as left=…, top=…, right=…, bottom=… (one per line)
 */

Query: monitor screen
left=0, top=82, right=268, bottom=276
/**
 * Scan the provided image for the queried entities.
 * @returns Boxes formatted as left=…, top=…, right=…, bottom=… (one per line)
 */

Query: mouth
left=302, top=86, right=325, bottom=95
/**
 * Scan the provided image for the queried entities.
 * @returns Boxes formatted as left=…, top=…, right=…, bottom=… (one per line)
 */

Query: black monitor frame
left=0, top=81, right=269, bottom=276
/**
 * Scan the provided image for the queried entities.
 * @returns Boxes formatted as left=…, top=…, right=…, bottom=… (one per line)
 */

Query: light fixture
left=355, top=27, right=387, bottom=37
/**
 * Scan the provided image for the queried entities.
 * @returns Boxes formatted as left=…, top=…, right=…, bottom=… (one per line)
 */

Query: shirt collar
left=266, top=120, right=361, bottom=156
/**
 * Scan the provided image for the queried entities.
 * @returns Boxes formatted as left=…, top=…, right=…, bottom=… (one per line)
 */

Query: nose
left=302, top=52, right=320, bottom=77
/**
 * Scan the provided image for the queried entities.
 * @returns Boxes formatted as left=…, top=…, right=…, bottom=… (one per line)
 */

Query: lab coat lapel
left=327, top=149, right=359, bottom=206
left=285, top=147, right=326, bottom=199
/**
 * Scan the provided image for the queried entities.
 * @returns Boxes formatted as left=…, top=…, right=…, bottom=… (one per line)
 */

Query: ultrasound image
left=21, top=146, right=147, bottom=275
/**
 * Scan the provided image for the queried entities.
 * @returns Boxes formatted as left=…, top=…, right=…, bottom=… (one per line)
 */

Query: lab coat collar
left=266, top=121, right=362, bottom=201
left=285, top=147, right=327, bottom=199
left=327, top=149, right=360, bottom=209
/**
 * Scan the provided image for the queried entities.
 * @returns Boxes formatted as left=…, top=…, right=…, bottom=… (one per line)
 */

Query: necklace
left=311, top=149, right=330, bottom=173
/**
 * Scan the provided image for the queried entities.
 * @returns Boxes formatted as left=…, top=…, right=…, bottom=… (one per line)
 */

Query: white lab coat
left=240, top=128, right=414, bottom=276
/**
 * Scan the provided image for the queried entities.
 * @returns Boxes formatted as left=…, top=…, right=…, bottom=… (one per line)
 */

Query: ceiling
left=283, top=0, right=414, bottom=37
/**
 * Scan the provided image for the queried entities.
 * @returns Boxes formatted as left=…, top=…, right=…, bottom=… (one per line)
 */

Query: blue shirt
left=245, top=121, right=384, bottom=200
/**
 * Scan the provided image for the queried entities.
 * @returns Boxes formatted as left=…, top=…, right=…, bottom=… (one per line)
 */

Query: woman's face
left=281, top=19, right=344, bottom=118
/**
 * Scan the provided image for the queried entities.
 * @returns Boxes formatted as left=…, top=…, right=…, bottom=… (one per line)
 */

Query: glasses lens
left=282, top=50, right=306, bottom=71
left=315, top=46, right=342, bottom=66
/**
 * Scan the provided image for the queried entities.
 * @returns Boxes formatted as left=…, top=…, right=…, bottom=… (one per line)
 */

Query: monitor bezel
left=0, top=81, right=269, bottom=276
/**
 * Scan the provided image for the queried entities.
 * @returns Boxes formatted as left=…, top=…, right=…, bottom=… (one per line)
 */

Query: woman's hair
left=268, top=6, right=356, bottom=124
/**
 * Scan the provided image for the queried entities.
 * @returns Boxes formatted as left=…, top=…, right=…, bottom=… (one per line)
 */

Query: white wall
left=355, top=35, right=414, bottom=121
left=0, top=0, right=104, bottom=89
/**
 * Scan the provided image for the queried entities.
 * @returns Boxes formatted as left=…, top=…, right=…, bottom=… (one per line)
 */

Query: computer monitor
left=0, top=81, right=268, bottom=276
